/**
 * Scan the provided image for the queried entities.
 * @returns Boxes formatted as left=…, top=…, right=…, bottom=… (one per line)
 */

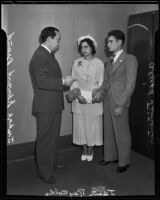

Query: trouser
left=34, top=112, right=62, bottom=178
left=103, top=90, right=131, bottom=166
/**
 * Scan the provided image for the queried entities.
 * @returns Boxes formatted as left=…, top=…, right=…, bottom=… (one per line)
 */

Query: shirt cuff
left=62, top=78, right=64, bottom=85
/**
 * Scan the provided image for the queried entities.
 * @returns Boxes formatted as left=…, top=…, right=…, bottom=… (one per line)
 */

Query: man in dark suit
left=93, top=30, right=138, bottom=173
left=29, top=27, right=74, bottom=184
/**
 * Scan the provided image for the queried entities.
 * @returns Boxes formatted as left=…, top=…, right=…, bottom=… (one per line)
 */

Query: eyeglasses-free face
left=107, top=36, right=122, bottom=52
left=80, top=42, right=92, bottom=57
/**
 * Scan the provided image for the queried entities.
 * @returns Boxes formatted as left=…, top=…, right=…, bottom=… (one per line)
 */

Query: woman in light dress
left=70, top=35, right=104, bottom=161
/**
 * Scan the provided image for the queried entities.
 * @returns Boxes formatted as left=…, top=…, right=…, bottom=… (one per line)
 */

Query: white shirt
left=41, top=44, right=51, bottom=53
left=113, top=49, right=123, bottom=63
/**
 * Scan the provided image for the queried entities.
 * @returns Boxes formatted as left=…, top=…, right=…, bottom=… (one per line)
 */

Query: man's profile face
left=107, top=36, right=122, bottom=52
left=49, top=31, right=61, bottom=52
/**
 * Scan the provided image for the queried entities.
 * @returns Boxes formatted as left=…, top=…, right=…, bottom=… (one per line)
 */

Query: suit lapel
left=40, top=46, right=63, bottom=78
left=110, top=51, right=126, bottom=76
left=51, top=52, right=63, bottom=77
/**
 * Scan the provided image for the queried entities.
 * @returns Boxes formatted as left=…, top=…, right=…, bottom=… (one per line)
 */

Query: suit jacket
left=29, top=46, right=64, bottom=114
left=100, top=50, right=138, bottom=107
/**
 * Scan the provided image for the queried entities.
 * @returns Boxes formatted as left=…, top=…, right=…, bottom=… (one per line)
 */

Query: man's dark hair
left=39, top=27, right=59, bottom=44
left=78, top=38, right=96, bottom=55
left=107, top=30, right=125, bottom=45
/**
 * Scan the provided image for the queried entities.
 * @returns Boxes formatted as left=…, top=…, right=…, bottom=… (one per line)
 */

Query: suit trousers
left=34, top=112, right=62, bottom=179
left=103, top=89, right=131, bottom=166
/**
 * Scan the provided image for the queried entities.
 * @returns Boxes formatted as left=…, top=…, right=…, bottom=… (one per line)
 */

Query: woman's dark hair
left=107, top=30, right=125, bottom=46
left=39, top=26, right=59, bottom=44
left=78, top=38, right=96, bottom=55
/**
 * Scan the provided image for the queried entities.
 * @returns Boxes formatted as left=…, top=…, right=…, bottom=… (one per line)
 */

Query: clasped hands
left=66, top=87, right=104, bottom=104
left=66, top=87, right=124, bottom=116
left=66, top=88, right=87, bottom=104
left=63, top=76, right=76, bottom=86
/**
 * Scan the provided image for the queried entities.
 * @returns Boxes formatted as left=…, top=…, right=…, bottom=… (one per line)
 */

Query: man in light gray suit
left=92, top=30, right=138, bottom=173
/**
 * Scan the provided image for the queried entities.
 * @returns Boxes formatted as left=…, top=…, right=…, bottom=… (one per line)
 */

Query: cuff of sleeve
left=62, top=78, right=64, bottom=85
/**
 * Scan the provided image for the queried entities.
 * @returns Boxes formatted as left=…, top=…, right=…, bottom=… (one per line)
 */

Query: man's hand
left=113, top=106, right=124, bottom=117
left=77, top=95, right=87, bottom=104
left=63, top=76, right=75, bottom=86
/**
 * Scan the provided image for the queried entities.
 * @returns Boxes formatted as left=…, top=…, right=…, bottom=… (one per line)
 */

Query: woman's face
left=80, top=41, right=92, bottom=57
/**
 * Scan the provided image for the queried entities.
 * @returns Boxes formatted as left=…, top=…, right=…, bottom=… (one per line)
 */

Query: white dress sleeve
left=98, top=60, right=104, bottom=87
left=70, top=60, right=79, bottom=90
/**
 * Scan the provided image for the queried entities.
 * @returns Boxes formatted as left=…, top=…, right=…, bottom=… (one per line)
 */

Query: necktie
left=111, top=52, right=116, bottom=63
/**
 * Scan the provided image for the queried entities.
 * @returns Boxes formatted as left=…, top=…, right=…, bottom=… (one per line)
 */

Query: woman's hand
left=71, top=88, right=81, bottom=96
left=66, top=88, right=81, bottom=102
left=92, top=90, right=103, bottom=103
left=77, top=95, right=87, bottom=104
left=92, top=88, right=99, bottom=98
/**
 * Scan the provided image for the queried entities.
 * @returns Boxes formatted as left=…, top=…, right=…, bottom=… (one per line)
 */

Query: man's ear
left=47, top=36, right=52, bottom=43
left=118, top=39, right=122, bottom=47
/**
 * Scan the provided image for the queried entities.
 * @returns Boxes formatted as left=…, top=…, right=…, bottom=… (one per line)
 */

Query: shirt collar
left=41, top=44, right=51, bottom=53
left=114, top=49, right=123, bottom=61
